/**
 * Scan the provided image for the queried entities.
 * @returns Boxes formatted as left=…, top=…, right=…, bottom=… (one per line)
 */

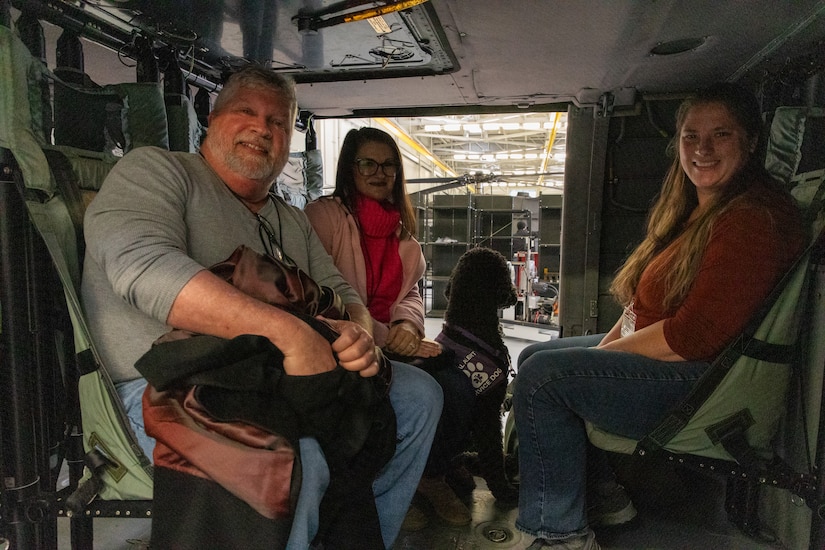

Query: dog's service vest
left=435, top=323, right=511, bottom=396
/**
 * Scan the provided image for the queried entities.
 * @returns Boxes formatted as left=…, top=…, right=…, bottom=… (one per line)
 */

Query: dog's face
left=445, top=247, right=518, bottom=311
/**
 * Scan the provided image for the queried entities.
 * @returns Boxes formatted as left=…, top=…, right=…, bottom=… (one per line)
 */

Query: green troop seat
left=587, top=168, right=825, bottom=460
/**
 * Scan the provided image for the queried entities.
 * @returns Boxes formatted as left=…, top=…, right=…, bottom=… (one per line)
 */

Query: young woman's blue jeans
left=513, top=334, right=709, bottom=542
left=117, top=360, right=442, bottom=549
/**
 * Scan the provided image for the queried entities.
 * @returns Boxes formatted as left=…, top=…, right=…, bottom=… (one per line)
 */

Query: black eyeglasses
left=354, top=158, right=400, bottom=177
left=257, top=213, right=291, bottom=264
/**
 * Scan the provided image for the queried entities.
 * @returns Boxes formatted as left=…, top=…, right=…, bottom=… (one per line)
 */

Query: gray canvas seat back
left=765, top=106, right=825, bottom=186
left=43, top=75, right=206, bottom=505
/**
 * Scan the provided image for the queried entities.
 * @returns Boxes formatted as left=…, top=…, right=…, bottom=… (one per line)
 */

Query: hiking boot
left=416, top=475, right=472, bottom=526
left=587, top=480, right=637, bottom=527
left=400, top=503, right=428, bottom=531
left=527, top=530, right=601, bottom=550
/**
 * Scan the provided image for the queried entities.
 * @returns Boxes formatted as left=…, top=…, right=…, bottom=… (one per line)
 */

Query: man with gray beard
left=81, top=65, right=441, bottom=548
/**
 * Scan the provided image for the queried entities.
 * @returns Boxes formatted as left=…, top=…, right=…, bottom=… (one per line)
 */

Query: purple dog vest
left=435, top=324, right=511, bottom=396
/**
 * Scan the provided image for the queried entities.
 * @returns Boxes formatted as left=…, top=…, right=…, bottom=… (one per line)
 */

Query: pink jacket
left=305, top=196, right=426, bottom=347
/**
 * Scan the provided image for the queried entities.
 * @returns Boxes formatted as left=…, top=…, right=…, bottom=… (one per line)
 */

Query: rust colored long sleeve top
left=632, top=198, right=805, bottom=362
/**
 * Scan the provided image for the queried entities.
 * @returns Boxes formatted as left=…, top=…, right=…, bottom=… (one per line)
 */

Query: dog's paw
left=487, top=480, right=520, bottom=509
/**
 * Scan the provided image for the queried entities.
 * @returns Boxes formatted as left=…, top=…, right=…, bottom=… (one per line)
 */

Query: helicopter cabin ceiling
left=9, top=0, right=825, bottom=117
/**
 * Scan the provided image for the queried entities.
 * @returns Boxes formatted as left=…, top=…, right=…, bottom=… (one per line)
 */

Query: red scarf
left=355, top=195, right=403, bottom=323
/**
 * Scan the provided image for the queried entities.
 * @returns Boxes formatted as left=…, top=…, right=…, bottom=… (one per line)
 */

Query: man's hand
left=323, top=317, right=381, bottom=377
left=279, top=321, right=339, bottom=376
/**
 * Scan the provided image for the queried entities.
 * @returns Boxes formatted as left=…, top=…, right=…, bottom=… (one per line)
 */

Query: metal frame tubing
left=811, top=268, right=825, bottom=549
left=0, top=150, right=54, bottom=548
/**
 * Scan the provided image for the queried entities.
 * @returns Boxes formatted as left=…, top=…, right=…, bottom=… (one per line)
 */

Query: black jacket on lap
left=136, top=316, right=396, bottom=550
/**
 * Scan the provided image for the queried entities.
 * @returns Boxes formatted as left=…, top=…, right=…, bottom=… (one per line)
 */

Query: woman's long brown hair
left=610, top=83, right=790, bottom=309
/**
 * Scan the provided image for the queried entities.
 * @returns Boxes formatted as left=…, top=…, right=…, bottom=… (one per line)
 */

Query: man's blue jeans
left=116, top=377, right=157, bottom=459
left=513, top=335, right=708, bottom=541
left=117, top=360, right=442, bottom=549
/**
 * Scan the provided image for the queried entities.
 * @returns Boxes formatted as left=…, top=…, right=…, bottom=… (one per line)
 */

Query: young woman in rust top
left=514, top=83, right=806, bottom=550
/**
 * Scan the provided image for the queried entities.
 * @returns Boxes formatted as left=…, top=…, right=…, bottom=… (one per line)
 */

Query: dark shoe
left=528, top=530, right=601, bottom=550
left=400, top=503, right=428, bottom=531
left=416, top=475, right=472, bottom=526
left=445, top=462, right=476, bottom=498
left=587, top=480, right=637, bottom=527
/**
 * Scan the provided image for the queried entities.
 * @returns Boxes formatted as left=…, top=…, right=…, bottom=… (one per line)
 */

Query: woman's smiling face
left=679, top=101, right=756, bottom=204
left=353, top=140, right=398, bottom=202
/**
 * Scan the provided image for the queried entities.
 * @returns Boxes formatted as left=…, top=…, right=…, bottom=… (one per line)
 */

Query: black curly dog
left=423, top=247, right=520, bottom=506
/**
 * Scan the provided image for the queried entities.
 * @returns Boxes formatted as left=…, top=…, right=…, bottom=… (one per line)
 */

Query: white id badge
left=621, top=301, right=636, bottom=337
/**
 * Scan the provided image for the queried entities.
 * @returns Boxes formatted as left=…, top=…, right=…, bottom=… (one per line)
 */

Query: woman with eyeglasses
left=305, top=127, right=441, bottom=359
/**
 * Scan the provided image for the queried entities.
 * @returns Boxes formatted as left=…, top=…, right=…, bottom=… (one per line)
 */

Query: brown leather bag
left=212, top=244, right=348, bottom=320
left=156, top=244, right=348, bottom=346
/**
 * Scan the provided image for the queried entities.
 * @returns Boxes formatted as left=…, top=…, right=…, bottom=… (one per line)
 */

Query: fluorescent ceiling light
left=523, top=122, right=541, bottom=130
left=482, top=123, right=500, bottom=131
left=501, top=122, right=520, bottom=130
left=464, top=124, right=482, bottom=133
left=444, top=124, right=461, bottom=132
left=424, top=124, right=441, bottom=132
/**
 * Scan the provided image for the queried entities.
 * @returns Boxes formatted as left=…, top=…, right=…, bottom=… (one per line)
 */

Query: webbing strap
left=704, top=409, right=760, bottom=468
left=740, top=339, right=797, bottom=364
left=25, top=199, right=94, bottom=355
left=42, top=148, right=86, bottom=261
